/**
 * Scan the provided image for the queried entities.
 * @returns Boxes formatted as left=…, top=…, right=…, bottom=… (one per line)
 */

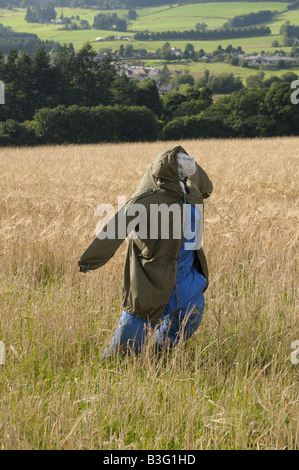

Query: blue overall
left=103, top=205, right=206, bottom=358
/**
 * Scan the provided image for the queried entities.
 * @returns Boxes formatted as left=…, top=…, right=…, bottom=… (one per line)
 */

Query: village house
left=237, top=53, right=299, bottom=65
left=157, top=82, right=173, bottom=94
left=95, top=35, right=133, bottom=42
left=116, top=63, right=162, bottom=82
left=114, top=63, right=173, bottom=94
left=170, top=47, right=183, bottom=57
left=200, top=53, right=215, bottom=62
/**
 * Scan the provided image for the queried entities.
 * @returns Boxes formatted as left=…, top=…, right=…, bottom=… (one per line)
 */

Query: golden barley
left=0, top=138, right=298, bottom=450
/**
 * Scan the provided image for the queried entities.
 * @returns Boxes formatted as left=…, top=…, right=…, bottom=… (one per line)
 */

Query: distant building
left=200, top=53, right=215, bottom=62
left=95, top=35, right=133, bottom=42
left=170, top=47, right=183, bottom=57
left=95, top=51, right=108, bottom=60
left=237, top=53, right=298, bottom=65
left=115, top=64, right=173, bottom=94
left=158, top=82, right=173, bottom=94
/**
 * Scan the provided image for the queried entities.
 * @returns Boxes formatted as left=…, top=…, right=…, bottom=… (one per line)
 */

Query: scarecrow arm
left=78, top=205, right=133, bottom=272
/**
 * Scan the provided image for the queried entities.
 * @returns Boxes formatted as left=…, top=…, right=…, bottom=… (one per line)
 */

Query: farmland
left=0, top=138, right=298, bottom=450
left=131, top=2, right=292, bottom=32
left=1, top=2, right=299, bottom=79
left=0, top=2, right=298, bottom=51
left=0, top=1, right=298, bottom=452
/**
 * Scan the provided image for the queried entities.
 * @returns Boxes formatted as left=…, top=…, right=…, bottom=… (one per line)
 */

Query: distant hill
left=0, top=23, right=59, bottom=54
left=0, top=0, right=292, bottom=9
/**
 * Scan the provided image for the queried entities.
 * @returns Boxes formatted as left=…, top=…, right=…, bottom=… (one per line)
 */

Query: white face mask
left=176, top=152, right=196, bottom=179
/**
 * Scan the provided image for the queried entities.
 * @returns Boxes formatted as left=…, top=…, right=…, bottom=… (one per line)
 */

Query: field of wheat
left=0, top=138, right=298, bottom=450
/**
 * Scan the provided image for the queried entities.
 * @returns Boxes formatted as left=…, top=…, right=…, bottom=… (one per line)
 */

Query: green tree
left=281, top=71, right=298, bottom=82
left=246, top=71, right=265, bottom=89
left=0, top=119, right=38, bottom=146
left=128, top=10, right=137, bottom=21
left=159, top=64, right=171, bottom=83
left=161, top=91, right=187, bottom=121
left=230, top=56, right=240, bottom=66
left=259, top=82, right=299, bottom=135
left=52, top=43, right=76, bottom=107
left=171, top=72, right=194, bottom=90
left=125, top=44, right=134, bottom=57
left=183, top=43, right=195, bottom=60
left=16, top=50, right=35, bottom=120
left=209, top=73, right=244, bottom=94
left=225, top=87, right=267, bottom=137
left=72, top=42, right=97, bottom=107
left=136, top=79, right=162, bottom=117
left=263, top=75, right=281, bottom=88
left=118, top=44, right=125, bottom=56
left=195, top=22, right=207, bottom=32
left=195, top=69, right=210, bottom=88
left=3, top=49, right=21, bottom=120
left=32, top=45, right=57, bottom=110
left=111, top=75, right=138, bottom=106
left=172, top=99, right=209, bottom=118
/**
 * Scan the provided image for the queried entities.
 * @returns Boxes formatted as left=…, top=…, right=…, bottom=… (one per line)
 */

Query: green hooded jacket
left=78, top=146, right=213, bottom=325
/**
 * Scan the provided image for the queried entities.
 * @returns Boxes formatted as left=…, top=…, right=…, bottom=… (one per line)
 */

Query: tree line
left=0, top=23, right=58, bottom=55
left=0, top=0, right=293, bottom=8
left=25, top=6, right=57, bottom=24
left=161, top=83, right=299, bottom=140
left=134, top=26, right=272, bottom=41
left=1, top=82, right=298, bottom=146
left=93, top=13, right=127, bottom=32
left=0, top=43, right=163, bottom=122
left=0, top=42, right=298, bottom=146
left=287, top=1, right=299, bottom=10
left=279, top=22, right=299, bottom=47
left=224, top=10, right=275, bottom=28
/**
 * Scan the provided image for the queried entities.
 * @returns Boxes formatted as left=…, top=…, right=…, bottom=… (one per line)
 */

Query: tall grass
left=0, top=138, right=298, bottom=450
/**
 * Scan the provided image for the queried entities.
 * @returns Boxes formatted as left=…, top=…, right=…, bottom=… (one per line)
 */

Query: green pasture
left=150, top=60, right=299, bottom=81
left=0, top=3, right=298, bottom=55
left=132, top=2, right=291, bottom=32
left=131, top=36, right=292, bottom=54
left=263, top=9, right=299, bottom=34
left=0, top=7, right=134, bottom=45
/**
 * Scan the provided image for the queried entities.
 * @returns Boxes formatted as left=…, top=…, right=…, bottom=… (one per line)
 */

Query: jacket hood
left=129, top=145, right=212, bottom=206
left=151, top=145, right=187, bottom=183
left=130, top=146, right=188, bottom=202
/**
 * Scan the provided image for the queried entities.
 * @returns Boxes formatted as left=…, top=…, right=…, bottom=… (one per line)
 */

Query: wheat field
left=0, top=138, right=298, bottom=450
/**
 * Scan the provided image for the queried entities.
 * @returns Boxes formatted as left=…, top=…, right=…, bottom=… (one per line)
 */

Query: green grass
left=132, top=2, right=290, bottom=32
left=156, top=60, right=299, bottom=80
left=0, top=140, right=298, bottom=450
left=0, top=3, right=295, bottom=53
left=0, top=2, right=298, bottom=79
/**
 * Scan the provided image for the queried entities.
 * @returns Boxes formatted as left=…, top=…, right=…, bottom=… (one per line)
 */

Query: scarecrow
left=78, top=146, right=213, bottom=357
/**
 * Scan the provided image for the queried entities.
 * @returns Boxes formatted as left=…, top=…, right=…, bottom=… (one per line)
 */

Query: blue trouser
left=102, top=272, right=206, bottom=358
left=103, top=259, right=207, bottom=358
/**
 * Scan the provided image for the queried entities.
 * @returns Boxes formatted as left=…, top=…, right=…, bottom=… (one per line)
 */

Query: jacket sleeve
left=197, top=164, right=213, bottom=199
left=78, top=204, right=132, bottom=272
